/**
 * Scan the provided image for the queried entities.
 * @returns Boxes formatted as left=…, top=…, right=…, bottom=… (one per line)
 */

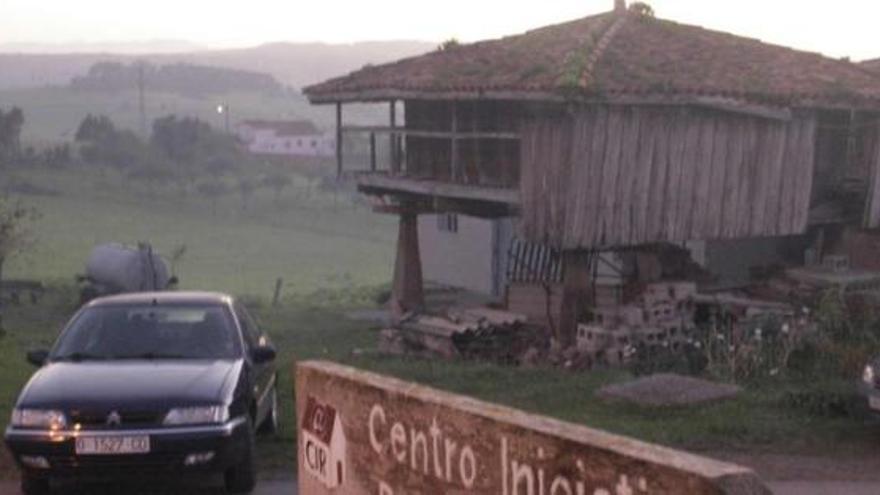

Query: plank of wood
left=762, top=123, right=788, bottom=235
left=734, top=119, right=759, bottom=237
left=792, top=116, right=818, bottom=232
left=649, top=110, right=673, bottom=241
left=584, top=106, right=610, bottom=247
left=632, top=110, right=659, bottom=245
left=720, top=118, right=746, bottom=238
left=671, top=110, right=697, bottom=242
left=565, top=109, right=595, bottom=247
left=599, top=108, right=625, bottom=246
left=615, top=107, right=643, bottom=245
left=356, top=174, right=520, bottom=205
left=706, top=116, right=730, bottom=239
left=691, top=113, right=716, bottom=240
left=863, top=124, right=880, bottom=228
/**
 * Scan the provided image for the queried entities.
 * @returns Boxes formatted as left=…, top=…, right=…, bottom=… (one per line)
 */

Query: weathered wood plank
left=720, top=118, right=745, bottom=238
left=692, top=113, right=716, bottom=239
left=672, top=110, right=697, bottom=241
left=863, top=124, right=880, bottom=228
left=584, top=106, right=610, bottom=247
left=734, top=119, right=759, bottom=238
left=632, top=110, right=659, bottom=245
left=706, top=117, right=730, bottom=239
left=297, top=360, right=772, bottom=495
left=564, top=110, right=595, bottom=247
left=676, top=110, right=700, bottom=240
left=649, top=110, right=673, bottom=241
left=615, top=107, right=643, bottom=245
left=792, top=117, right=818, bottom=232
left=599, top=108, right=625, bottom=246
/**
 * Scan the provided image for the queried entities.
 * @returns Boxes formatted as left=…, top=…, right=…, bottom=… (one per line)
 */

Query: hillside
left=0, top=40, right=435, bottom=90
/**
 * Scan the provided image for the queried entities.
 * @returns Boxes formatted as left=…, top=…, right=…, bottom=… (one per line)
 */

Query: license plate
left=870, top=396, right=880, bottom=411
left=75, top=435, right=150, bottom=455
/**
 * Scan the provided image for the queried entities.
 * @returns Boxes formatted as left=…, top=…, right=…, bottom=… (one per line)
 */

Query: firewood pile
left=379, top=307, right=539, bottom=363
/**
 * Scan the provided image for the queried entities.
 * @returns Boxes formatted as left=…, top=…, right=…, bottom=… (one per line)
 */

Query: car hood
left=16, top=359, right=242, bottom=411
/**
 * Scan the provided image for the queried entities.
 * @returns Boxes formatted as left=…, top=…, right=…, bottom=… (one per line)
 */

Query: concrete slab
left=597, top=373, right=742, bottom=406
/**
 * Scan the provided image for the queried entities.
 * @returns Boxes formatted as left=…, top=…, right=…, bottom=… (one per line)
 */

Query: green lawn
left=2, top=165, right=396, bottom=296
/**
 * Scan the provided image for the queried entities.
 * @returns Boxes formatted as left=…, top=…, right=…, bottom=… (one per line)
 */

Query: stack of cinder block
left=576, top=281, right=697, bottom=366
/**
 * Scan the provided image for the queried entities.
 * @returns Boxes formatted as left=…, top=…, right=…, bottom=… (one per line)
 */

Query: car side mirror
left=251, top=346, right=276, bottom=364
left=26, top=349, right=50, bottom=367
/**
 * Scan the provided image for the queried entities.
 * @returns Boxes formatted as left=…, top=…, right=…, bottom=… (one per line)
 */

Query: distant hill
left=0, top=41, right=435, bottom=90
left=70, top=61, right=285, bottom=96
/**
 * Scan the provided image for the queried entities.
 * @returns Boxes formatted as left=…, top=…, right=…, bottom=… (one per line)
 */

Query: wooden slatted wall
left=862, top=123, right=880, bottom=228
left=520, top=105, right=818, bottom=249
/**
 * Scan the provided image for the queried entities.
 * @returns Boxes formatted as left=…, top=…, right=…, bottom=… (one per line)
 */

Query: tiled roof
left=305, top=11, right=880, bottom=108
left=238, top=119, right=321, bottom=136
left=864, top=59, right=880, bottom=72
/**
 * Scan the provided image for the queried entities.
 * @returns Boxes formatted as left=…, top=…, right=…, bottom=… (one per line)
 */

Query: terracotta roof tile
left=305, top=11, right=880, bottom=108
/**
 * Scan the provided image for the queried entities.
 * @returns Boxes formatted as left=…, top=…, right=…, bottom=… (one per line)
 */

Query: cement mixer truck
left=79, top=243, right=178, bottom=303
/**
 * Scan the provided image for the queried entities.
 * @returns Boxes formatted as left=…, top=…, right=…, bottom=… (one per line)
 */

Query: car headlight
left=11, top=409, right=67, bottom=430
left=163, top=406, right=228, bottom=426
left=864, top=365, right=876, bottom=385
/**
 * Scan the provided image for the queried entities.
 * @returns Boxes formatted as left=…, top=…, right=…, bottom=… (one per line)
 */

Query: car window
left=234, top=303, right=262, bottom=350
left=52, top=304, right=242, bottom=360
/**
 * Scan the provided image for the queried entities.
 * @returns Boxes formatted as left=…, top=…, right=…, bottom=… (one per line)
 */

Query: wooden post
left=335, top=102, right=343, bottom=178
left=390, top=204, right=423, bottom=320
left=451, top=101, right=459, bottom=182
left=369, top=132, right=377, bottom=172
left=272, top=277, right=283, bottom=307
left=559, top=250, right=591, bottom=347
left=389, top=100, right=399, bottom=175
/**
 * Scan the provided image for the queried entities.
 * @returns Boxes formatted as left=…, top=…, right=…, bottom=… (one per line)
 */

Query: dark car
left=860, top=359, right=880, bottom=412
left=4, top=292, right=278, bottom=494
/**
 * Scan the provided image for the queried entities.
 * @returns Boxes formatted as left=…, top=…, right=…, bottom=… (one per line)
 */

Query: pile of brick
left=576, top=281, right=697, bottom=366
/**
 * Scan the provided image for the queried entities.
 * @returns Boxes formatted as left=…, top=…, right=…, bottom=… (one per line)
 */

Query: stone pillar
left=390, top=206, right=423, bottom=320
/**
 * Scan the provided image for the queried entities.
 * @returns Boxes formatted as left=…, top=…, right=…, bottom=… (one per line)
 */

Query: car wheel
left=257, top=384, right=278, bottom=436
left=225, top=420, right=256, bottom=494
left=21, top=475, right=50, bottom=495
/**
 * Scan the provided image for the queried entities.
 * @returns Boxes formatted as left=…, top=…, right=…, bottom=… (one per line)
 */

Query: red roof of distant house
left=238, top=120, right=321, bottom=136
left=305, top=10, right=880, bottom=108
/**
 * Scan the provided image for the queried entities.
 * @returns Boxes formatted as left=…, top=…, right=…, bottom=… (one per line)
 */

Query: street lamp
left=216, top=103, right=230, bottom=134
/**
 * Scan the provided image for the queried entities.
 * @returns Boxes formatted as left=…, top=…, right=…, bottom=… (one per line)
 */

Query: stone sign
left=296, top=361, right=770, bottom=495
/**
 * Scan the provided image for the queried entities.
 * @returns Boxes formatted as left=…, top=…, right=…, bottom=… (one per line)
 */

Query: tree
left=629, top=1, right=655, bottom=17
left=0, top=107, right=25, bottom=166
left=0, top=197, right=39, bottom=332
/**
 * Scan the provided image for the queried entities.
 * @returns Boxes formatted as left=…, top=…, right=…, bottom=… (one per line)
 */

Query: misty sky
left=1, top=0, right=878, bottom=60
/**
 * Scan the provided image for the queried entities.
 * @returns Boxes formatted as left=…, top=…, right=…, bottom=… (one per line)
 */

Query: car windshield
left=51, top=304, right=241, bottom=361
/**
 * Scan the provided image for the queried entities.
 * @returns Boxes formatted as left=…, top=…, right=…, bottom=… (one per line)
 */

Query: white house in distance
left=235, top=119, right=335, bottom=157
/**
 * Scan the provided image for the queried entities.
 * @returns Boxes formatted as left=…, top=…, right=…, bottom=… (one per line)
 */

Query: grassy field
left=2, top=286, right=878, bottom=480
left=1, top=164, right=396, bottom=296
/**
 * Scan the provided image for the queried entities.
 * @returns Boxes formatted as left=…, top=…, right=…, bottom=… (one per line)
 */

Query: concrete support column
left=390, top=206, right=424, bottom=320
